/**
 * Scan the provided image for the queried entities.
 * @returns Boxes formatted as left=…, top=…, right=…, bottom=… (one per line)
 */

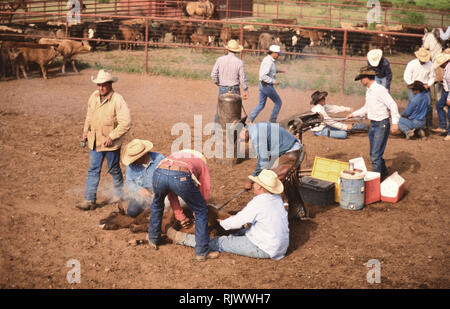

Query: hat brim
left=248, top=175, right=284, bottom=195
left=310, top=92, right=328, bottom=105
left=415, top=51, right=431, bottom=62
left=122, top=140, right=153, bottom=166
left=354, top=74, right=374, bottom=81
left=91, top=76, right=118, bottom=84
left=224, top=43, right=243, bottom=52
left=368, top=58, right=381, bottom=67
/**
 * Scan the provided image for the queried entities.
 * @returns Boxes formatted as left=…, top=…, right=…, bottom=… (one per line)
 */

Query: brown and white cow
left=39, top=38, right=91, bottom=74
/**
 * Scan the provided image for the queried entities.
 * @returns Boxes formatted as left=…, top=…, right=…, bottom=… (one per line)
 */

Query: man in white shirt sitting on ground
left=166, top=169, right=290, bottom=260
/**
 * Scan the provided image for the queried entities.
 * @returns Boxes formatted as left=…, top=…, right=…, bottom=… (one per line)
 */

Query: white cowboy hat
left=179, top=149, right=207, bottom=164
left=224, top=39, right=243, bottom=53
left=122, top=139, right=153, bottom=166
left=269, top=44, right=283, bottom=54
left=91, top=69, right=118, bottom=84
left=414, top=47, right=431, bottom=63
left=433, top=53, right=450, bottom=69
left=248, top=169, right=284, bottom=195
left=367, top=49, right=383, bottom=67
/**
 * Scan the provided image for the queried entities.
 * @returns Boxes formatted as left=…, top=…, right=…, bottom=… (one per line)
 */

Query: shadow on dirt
left=389, top=151, right=421, bottom=174
left=286, top=219, right=318, bottom=255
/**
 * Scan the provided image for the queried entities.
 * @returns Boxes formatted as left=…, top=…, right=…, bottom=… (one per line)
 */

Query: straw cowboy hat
left=269, top=45, right=283, bottom=54
left=354, top=66, right=376, bottom=81
left=122, top=139, right=154, bottom=166
left=91, top=69, right=118, bottom=84
left=179, top=149, right=207, bottom=164
left=224, top=39, right=243, bottom=53
left=367, top=49, right=383, bottom=67
left=414, top=47, right=431, bottom=63
left=248, top=169, right=284, bottom=194
left=310, top=90, right=328, bottom=105
left=407, top=80, right=426, bottom=92
left=433, top=53, right=450, bottom=69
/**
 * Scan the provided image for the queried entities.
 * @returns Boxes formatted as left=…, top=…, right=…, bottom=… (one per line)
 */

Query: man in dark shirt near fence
left=367, top=49, right=393, bottom=92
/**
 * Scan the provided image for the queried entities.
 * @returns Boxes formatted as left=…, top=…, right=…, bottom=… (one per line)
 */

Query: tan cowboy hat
left=224, top=39, right=243, bottom=53
left=248, top=169, right=284, bottom=195
left=122, top=139, right=153, bottom=166
left=367, top=49, right=383, bottom=67
left=310, top=90, right=328, bottom=105
left=91, top=69, right=118, bottom=84
left=179, top=149, right=207, bottom=164
left=414, top=47, right=431, bottom=63
left=433, top=53, right=450, bottom=69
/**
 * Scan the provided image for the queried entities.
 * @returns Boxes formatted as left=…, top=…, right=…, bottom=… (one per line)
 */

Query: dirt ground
left=0, top=68, right=449, bottom=289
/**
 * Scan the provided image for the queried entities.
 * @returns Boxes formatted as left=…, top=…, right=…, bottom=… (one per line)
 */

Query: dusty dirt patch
left=0, top=69, right=449, bottom=289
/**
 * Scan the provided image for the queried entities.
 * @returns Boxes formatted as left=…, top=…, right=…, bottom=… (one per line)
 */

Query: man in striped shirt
left=211, top=40, right=249, bottom=134
left=348, top=67, right=400, bottom=180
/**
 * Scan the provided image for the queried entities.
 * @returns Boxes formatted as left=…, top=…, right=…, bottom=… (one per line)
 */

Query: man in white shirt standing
left=167, top=169, right=290, bottom=260
left=403, top=48, right=436, bottom=130
left=348, top=67, right=400, bottom=180
left=249, top=45, right=286, bottom=123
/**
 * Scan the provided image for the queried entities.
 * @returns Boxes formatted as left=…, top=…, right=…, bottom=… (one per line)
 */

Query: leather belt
left=261, top=81, right=273, bottom=87
left=158, top=163, right=190, bottom=173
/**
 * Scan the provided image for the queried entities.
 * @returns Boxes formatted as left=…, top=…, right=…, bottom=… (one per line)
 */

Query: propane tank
left=216, top=89, right=242, bottom=165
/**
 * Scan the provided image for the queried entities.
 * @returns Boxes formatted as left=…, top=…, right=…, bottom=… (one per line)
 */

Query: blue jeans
left=127, top=198, right=148, bottom=217
left=436, top=90, right=450, bottom=135
left=214, top=86, right=241, bottom=135
left=85, top=148, right=124, bottom=203
left=398, top=117, right=425, bottom=136
left=375, top=76, right=387, bottom=89
left=409, top=89, right=432, bottom=128
left=312, top=122, right=367, bottom=139
left=148, top=169, right=210, bottom=256
left=368, top=119, right=390, bottom=178
left=249, top=82, right=282, bottom=123
left=176, top=228, right=271, bottom=259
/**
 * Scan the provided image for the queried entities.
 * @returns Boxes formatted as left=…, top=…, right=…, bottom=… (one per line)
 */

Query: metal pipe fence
left=1, top=0, right=449, bottom=28
left=0, top=9, right=432, bottom=98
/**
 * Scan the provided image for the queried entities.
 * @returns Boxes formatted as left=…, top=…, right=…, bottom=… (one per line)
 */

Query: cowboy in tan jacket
left=77, top=70, right=132, bottom=210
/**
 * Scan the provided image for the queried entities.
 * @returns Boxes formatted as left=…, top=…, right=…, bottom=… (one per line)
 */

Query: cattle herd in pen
left=1, top=2, right=448, bottom=80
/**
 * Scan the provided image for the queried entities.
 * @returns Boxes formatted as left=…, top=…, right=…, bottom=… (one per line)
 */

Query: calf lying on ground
left=99, top=201, right=231, bottom=237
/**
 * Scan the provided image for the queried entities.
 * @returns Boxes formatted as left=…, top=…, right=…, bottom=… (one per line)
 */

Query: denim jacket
left=248, top=122, right=300, bottom=176
left=125, top=151, right=165, bottom=194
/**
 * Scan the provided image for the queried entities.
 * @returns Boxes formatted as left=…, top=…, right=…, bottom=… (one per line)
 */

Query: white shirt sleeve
left=427, top=65, right=436, bottom=87
left=382, top=90, right=401, bottom=125
left=352, top=101, right=368, bottom=118
left=219, top=202, right=258, bottom=230
left=322, top=105, right=350, bottom=130
left=403, top=61, right=414, bottom=85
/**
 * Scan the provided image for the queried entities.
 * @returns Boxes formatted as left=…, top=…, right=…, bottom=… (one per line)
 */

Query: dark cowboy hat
left=354, top=66, right=376, bottom=81
left=310, top=90, right=328, bottom=105
left=407, top=80, right=426, bottom=92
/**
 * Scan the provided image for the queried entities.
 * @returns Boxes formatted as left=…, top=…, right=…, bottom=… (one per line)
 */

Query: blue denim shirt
left=125, top=151, right=165, bottom=194
left=248, top=122, right=300, bottom=176
left=402, top=91, right=430, bottom=121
